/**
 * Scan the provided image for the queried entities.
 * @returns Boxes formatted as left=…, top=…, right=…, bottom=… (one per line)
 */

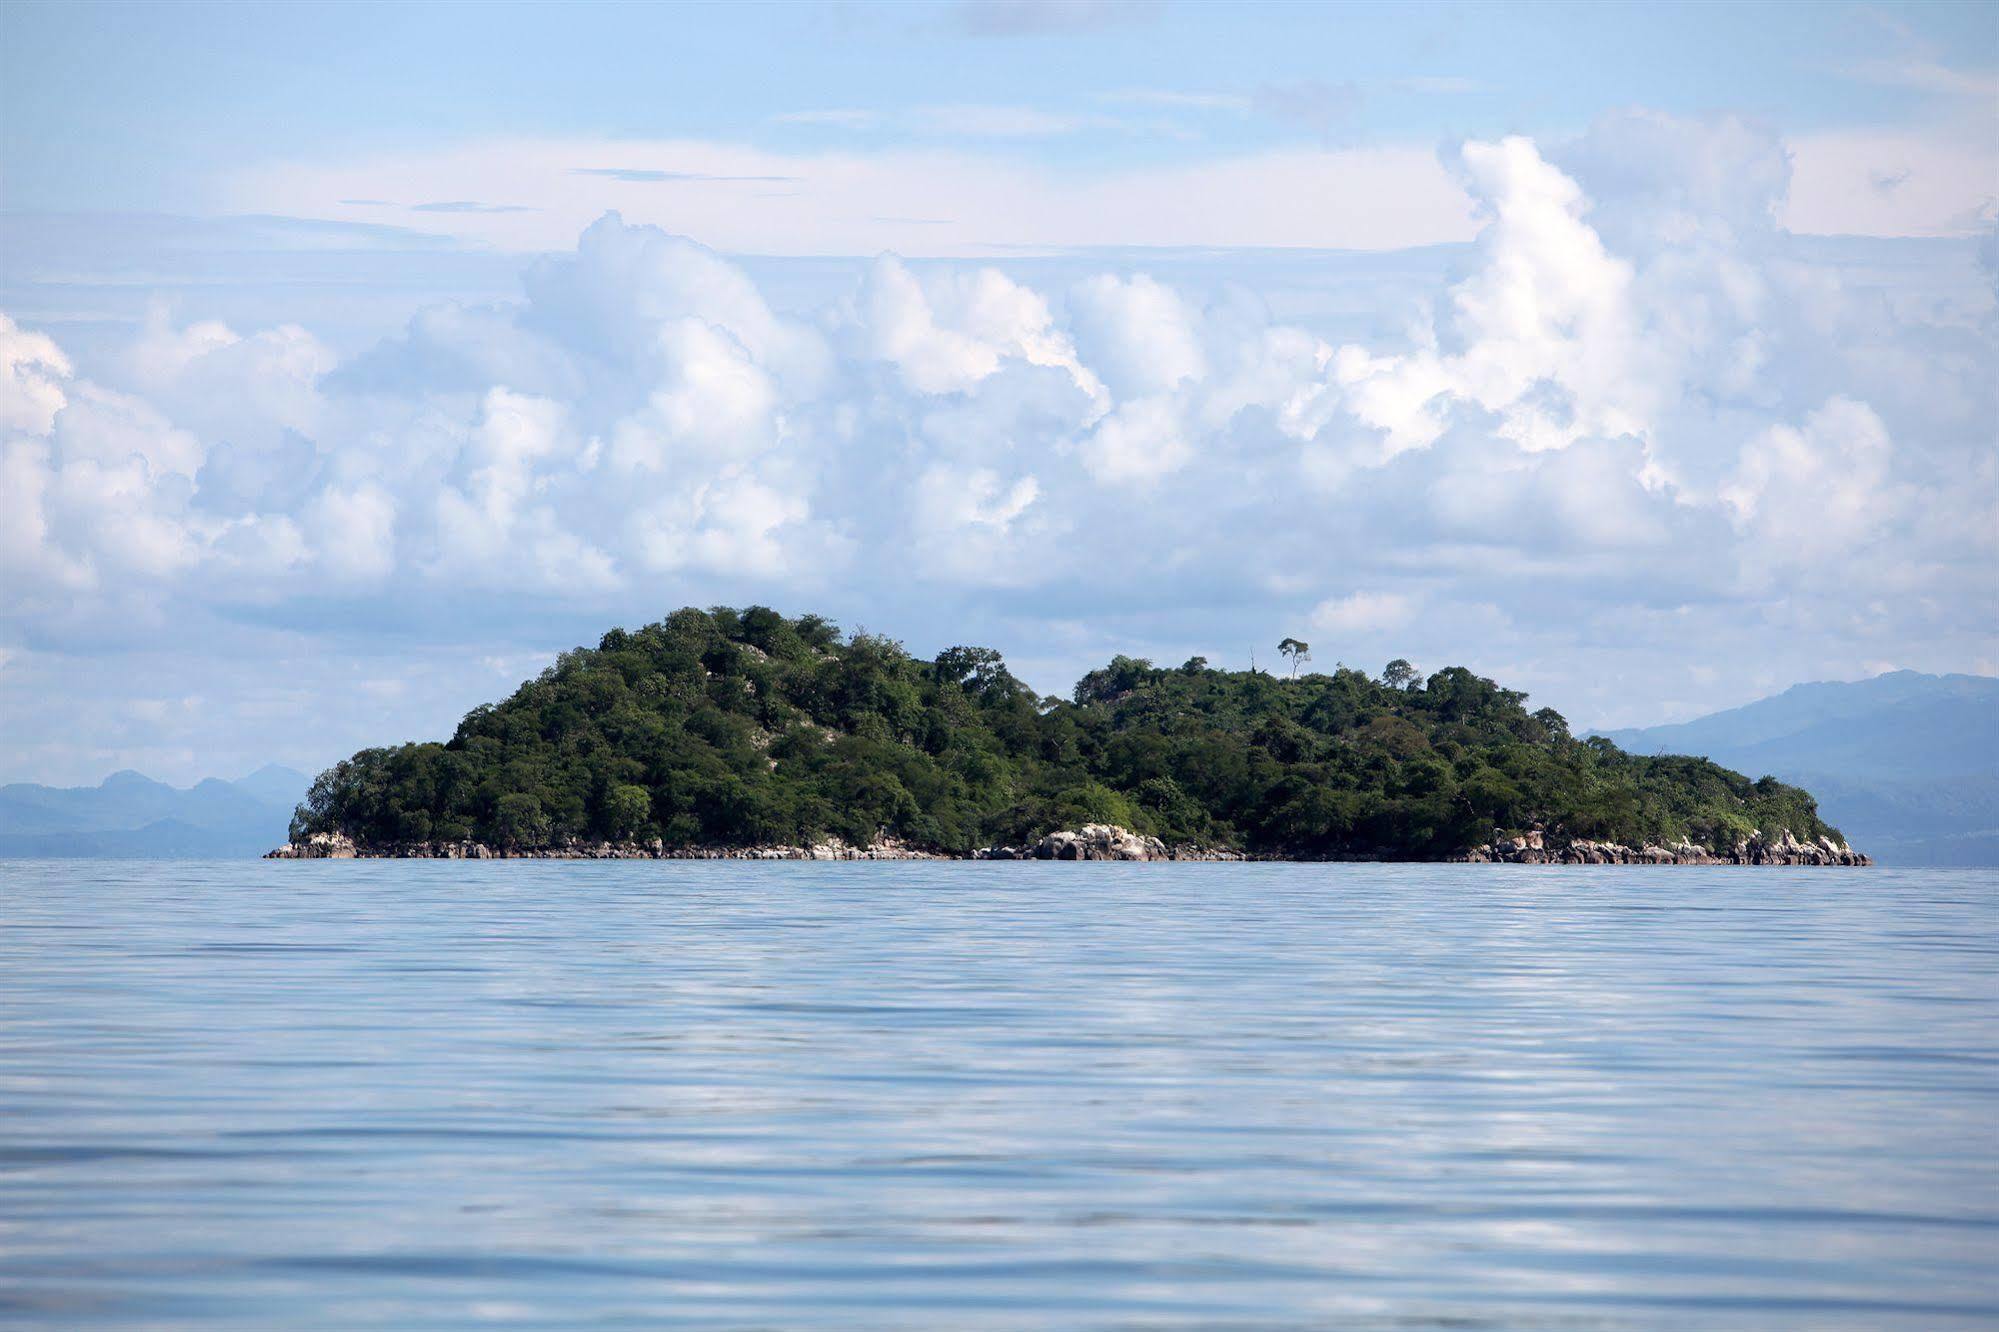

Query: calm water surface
left=0, top=861, right=1994, bottom=1329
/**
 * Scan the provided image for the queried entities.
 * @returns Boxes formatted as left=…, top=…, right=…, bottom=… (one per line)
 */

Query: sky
left=2, top=0, right=1996, bottom=786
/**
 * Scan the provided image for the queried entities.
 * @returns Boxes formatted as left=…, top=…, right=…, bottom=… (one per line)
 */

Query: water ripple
left=0, top=860, right=1994, bottom=1328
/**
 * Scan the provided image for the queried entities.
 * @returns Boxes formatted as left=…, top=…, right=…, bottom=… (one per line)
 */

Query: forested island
left=278, top=607, right=1866, bottom=864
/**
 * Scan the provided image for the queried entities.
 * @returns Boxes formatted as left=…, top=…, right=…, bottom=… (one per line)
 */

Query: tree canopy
left=292, top=606, right=1843, bottom=859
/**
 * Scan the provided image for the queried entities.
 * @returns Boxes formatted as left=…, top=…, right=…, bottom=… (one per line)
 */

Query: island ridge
left=277, top=607, right=1866, bottom=865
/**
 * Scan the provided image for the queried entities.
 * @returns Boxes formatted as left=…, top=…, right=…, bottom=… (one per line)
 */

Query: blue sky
left=2, top=0, right=1996, bottom=785
left=4, top=3, right=1989, bottom=161
left=6, top=0, right=1993, bottom=221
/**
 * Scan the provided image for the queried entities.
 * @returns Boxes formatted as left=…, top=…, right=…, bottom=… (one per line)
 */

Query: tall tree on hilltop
left=1278, top=638, right=1312, bottom=678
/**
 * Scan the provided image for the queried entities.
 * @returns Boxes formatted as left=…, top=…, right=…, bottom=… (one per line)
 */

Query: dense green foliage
left=293, top=606, right=1842, bottom=857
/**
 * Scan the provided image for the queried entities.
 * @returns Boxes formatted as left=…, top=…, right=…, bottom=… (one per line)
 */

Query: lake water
left=1, top=861, right=1994, bottom=1329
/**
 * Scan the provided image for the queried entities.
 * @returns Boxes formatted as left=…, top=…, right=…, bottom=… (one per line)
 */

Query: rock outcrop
left=1456, top=827, right=1869, bottom=866
left=268, top=831, right=361, bottom=859
left=1034, top=823, right=1168, bottom=861
left=974, top=825, right=1245, bottom=861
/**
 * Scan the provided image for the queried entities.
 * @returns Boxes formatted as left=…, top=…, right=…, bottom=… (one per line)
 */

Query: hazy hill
left=1596, top=671, right=1999, bottom=865
left=0, top=765, right=311, bottom=858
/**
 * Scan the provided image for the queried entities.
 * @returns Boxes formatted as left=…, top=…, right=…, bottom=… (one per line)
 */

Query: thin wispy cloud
left=230, top=133, right=1481, bottom=253
left=572, top=167, right=800, bottom=183
left=772, top=108, right=883, bottom=129
left=410, top=200, right=535, bottom=214
left=774, top=103, right=1185, bottom=140
left=1870, top=167, right=1912, bottom=195
left=914, top=103, right=1121, bottom=137
left=1099, top=89, right=1252, bottom=113
left=1251, top=79, right=1364, bottom=143
left=1396, top=75, right=1488, bottom=95
left=1842, top=56, right=1999, bottom=100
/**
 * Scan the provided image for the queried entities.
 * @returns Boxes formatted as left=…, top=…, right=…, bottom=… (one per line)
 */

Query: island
left=273, top=606, right=1867, bottom=865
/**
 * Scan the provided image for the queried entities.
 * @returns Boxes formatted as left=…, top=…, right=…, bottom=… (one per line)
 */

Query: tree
left=933, top=645, right=1003, bottom=687
left=1382, top=658, right=1418, bottom=690
left=933, top=645, right=1024, bottom=703
left=1278, top=637, right=1312, bottom=678
left=493, top=793, right=552, bottom=848
left=605, top=784, right=652, bottom=838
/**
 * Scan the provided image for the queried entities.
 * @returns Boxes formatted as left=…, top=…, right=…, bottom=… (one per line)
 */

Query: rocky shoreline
left=267, top=823, right=1242, bottom=862
left=1453, top=828, right=1870, bottom=866
left=269, top=831, right=950, bottom=861
left=269, top=822, right=1866, bottom=865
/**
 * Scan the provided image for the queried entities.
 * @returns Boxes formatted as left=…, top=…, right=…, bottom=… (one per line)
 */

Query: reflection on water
left=0, top=861, right=1994, bottom=1328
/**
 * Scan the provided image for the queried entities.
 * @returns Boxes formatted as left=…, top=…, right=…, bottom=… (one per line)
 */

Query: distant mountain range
left=1596, top=671, right=1999, bottom=866
left=0, top=766, right=310, bottom=858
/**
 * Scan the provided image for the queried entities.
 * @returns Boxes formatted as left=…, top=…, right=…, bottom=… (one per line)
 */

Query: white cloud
left=1099, top=89, right=1251, bottom=112
left=610, top=320, right=779, bottom=469
left=0, top=436, right=76, bottom=590
left=1080, top=396, right=1192, bottom=483
left=858, top=255, right=1103, bottom=402
left=772, top=108, right=882, bottom=130
left=54, top=382, right=206, bottom=479
left=8, top=112, right=1997, bottom=780
left=925, top=464, right=1040, bottom=531
left=1720, top=397, right=1907, bottom=582
left=860, top=256, right=1010, bottom=394
left=912, top=105, right=1114, bottom=138
left=226, top=108, right=1996, bottom=261
left=1311, top=592, right=1414, bottom=634
left=901, top=461, right=1048, bottom=587
left=629, top=469, right=828, bottom=580
left=1786, top=128, right=1999, bottom=238
left=227, top=136, right=1480, bottom=255
left=1067, top=274, right=1205, bottom=398
left=0, top=315, right=72, bottom=435
left=1841, top=57, right=1999, bottom=101
left=1316, top=135, right=1647, bottom=463
left=308, top=483, right=398, bottom=582
left=525, top=213, right=828, bottom=391
left=776, top=102, right=1184, bottom=141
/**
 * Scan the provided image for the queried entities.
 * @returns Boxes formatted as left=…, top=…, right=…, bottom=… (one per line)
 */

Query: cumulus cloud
left=1312, top=592, right=1414, bottom=634
left=858, top=255, right=1103, bottom=402
left=1329, top=134, right=1647, bottom=461
left=309, top=483, right=399, bottom=583
left=5, top=112, right=1996, bottom=781
left=1067, top=274, right=1205, bottom=398
left=0, top=316, right=71, bottom=435
left=1720, top=397, right=1908, bottom=583
left=1080, top=397, right=1192, bottom=483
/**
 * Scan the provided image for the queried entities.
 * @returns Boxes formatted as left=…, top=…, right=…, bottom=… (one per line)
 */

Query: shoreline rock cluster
left=1454, top=828, right=1870, bottom=866
left=974, top=823, right=1246, bottom=862
left=270, top=823, right=1867, bottom=865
